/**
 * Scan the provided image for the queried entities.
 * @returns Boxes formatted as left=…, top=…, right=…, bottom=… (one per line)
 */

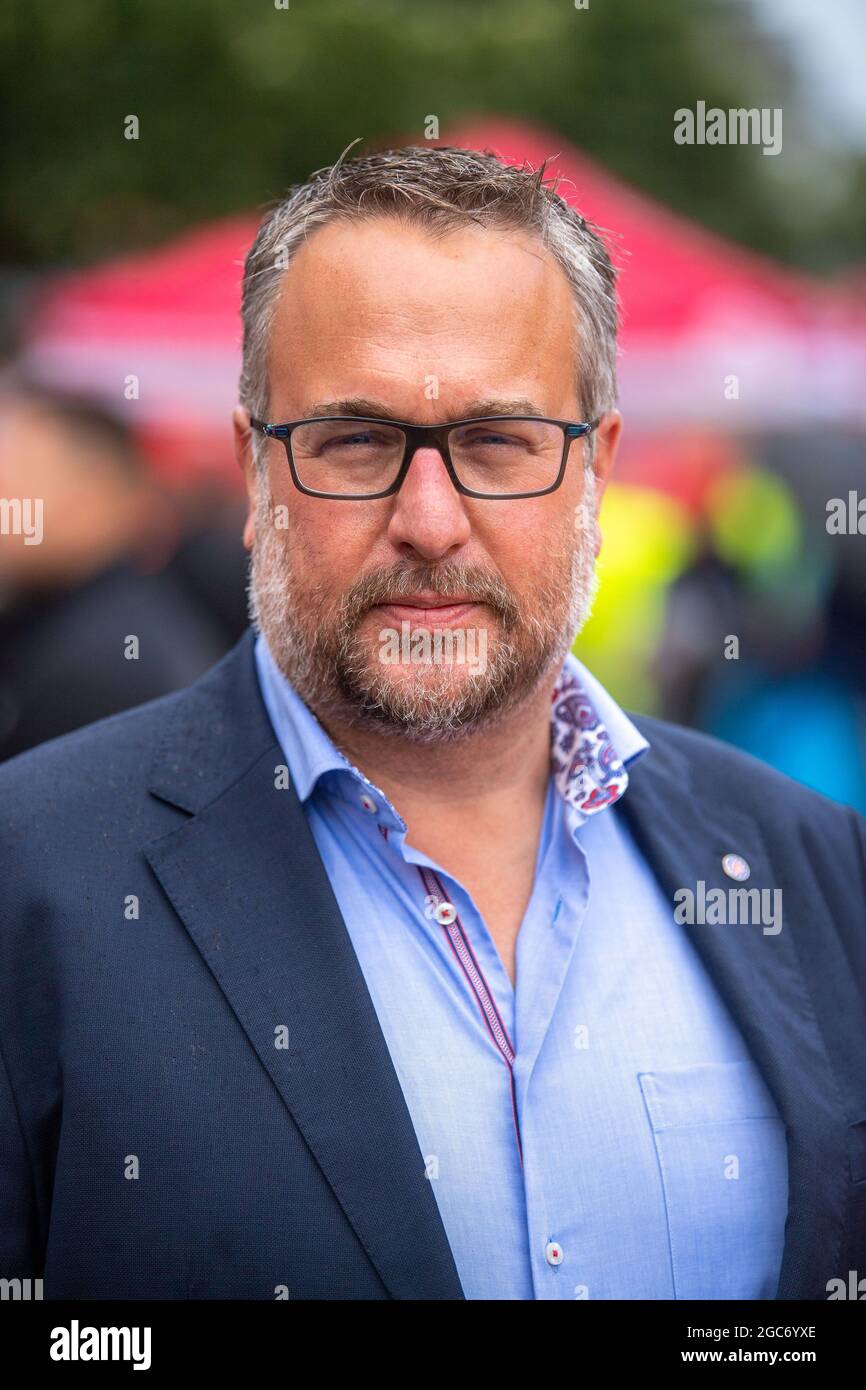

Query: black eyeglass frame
left=249, top=413, right=601, bottom=501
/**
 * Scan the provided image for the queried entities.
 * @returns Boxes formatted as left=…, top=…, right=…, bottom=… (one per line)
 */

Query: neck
left=313, top=673, right=559, bottom=819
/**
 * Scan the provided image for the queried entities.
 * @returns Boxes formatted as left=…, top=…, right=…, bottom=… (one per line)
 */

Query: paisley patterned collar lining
left=550, top=660, right=637, bottom=819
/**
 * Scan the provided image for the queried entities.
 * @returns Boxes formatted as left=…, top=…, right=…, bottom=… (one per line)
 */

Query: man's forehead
left=266, top=216, right=578, bottom=413
left=270, top=215, right=572, bottom=321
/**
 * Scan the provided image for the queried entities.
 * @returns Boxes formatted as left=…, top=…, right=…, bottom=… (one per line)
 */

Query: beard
left=248, top=477, right=599, bottom=744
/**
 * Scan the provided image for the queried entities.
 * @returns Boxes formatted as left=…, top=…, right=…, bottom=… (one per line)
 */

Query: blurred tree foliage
left=2, top=0, right=863, bottom=272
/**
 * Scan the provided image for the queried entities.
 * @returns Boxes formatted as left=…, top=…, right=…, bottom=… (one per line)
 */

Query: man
left=1, top=145, right=865, bottom=1301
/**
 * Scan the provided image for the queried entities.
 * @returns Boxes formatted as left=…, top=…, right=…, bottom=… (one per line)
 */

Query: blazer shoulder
left=629, top=709, right=866, bottom=834
left=0, top=684, right=189, bottom=816
left=0, top=631, right=263, bottom=834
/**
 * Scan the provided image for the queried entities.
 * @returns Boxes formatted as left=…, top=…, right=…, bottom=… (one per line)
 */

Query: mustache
left=337, top=562, right=520, bottom=627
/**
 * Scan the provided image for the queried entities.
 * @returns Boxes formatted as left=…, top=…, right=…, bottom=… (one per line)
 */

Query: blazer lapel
left=144, top=633, right=464, bottom=1300
left=622, top=721, right=848, bottom=1300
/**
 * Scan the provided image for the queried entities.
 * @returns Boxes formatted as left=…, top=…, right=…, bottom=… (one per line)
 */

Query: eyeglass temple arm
left=565, top=418, right=601, bottom=438
left=249, top=417, right=291, bottom=439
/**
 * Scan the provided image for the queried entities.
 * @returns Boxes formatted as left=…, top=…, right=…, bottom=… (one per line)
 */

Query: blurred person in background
left=165, top=485, right=254, bottom=649
left=655, top=463, right=866, bottom=814
left=0, top=386, right=227, bottom=759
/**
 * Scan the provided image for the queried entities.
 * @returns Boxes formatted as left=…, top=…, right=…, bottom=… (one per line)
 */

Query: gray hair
left=239, top=143, right=619, bottom=463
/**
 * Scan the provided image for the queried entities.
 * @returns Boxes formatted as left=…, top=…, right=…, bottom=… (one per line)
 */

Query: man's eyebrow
left=301, top=397, right=547, bottom=422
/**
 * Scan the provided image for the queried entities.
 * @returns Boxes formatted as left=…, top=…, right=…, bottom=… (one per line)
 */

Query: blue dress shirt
left=254, top=633, right=788, bottom=1300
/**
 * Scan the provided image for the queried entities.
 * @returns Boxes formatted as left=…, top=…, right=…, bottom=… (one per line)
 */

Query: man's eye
left=461, top=430, right=522, bottom=447
left=321, top=431, right=381, bottom=450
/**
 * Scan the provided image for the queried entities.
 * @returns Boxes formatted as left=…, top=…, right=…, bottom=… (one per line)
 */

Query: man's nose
left=386, top=446, right=472, bottom=559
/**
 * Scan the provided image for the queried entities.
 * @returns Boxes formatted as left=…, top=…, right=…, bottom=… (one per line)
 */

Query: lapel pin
left=722, top=853, right=750, bottom=882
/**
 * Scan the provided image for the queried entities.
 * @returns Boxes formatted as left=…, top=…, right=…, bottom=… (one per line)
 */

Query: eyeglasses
left=249, top=413, right=601, bottom=500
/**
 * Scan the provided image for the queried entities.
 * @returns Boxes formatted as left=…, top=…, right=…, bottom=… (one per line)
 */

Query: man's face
left=237, top=215, right=620, bottom=741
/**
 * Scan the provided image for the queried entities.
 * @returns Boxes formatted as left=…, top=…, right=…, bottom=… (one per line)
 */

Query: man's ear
left=589, top=410, right=622, bottom=558
left=233, top=406, right=258, bottom=551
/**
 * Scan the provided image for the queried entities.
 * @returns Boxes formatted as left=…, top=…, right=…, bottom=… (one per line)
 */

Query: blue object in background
left=706, top=671, right=866, bottom=816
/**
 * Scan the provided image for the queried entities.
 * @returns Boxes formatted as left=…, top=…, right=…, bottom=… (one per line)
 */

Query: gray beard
left=248, top=479, right=598, bottom=744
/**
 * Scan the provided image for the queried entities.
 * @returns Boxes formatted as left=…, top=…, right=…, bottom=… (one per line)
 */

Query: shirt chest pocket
left=638, top=1059, right=789, bottom=1300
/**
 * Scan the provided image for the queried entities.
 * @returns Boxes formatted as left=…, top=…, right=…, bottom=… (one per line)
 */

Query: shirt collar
left=254, top=631, right=364, bottom=803
left=550, top=653, right=648, bottom=817
left=254, top=631, right=649, bottom=821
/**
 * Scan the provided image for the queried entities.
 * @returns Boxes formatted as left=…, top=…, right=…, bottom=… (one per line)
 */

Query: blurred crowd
left=0, top=384, right=248, bottom=761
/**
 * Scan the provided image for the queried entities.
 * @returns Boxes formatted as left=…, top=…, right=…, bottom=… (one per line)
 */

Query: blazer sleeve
left=0, top=1037, right=38, bottom=1278
left=842, top=805, right=866, bottom=967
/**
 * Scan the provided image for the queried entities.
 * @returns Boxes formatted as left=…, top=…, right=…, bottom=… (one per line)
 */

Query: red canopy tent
left=23, top=216, right=255, bottom=480
left=22, top=118, right=866, bottom=481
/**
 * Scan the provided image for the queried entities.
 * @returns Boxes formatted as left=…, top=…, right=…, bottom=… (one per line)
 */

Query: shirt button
left=434, top=901, right=457, bottom=925
left=545, top=1241, right=564, bottom=1266
left=359, top=792, right=378, bottom=814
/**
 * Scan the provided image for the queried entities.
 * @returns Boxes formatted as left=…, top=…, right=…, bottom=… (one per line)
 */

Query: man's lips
left=371, top=598, right=484, bottom=626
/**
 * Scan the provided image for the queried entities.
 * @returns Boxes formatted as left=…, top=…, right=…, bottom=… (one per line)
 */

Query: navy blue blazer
left=1, top=629, right=865, bottom=1299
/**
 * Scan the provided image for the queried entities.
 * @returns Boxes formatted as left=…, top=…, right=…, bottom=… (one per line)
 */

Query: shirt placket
left=519, top=836, right=593, bottom=1298
left=414, top=863, right=523, bottom=1166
